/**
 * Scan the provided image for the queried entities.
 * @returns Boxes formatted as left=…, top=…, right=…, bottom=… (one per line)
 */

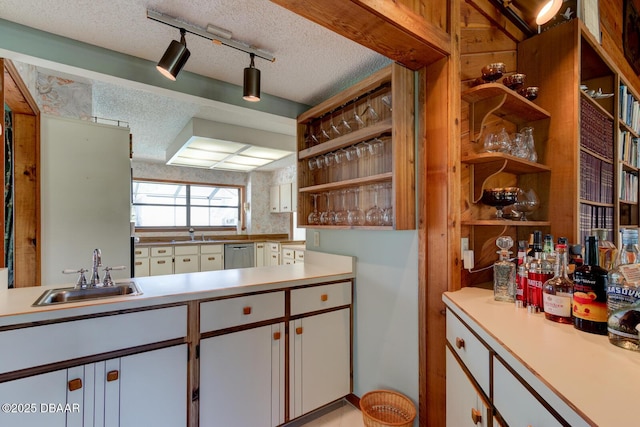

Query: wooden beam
left=270, top=0, right=450, bottom=70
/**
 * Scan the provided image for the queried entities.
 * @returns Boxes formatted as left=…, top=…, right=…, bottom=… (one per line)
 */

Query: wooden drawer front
left=200, top=292, right=285, bottom=333
left=0, top=305, right=187, bottom=375
left=282, top=248, right=295, bottom=259
left=175, top=245, right=198, bottom=256
left=269, top=243, right=280, bottom=252
left=493, top=358, right=563, bottom=427
left=134, top=247, right=149, bottom=258
left=294, top=250, right=305, bottom=262
left=151, top=246, right=173, bottom=257
left=200, top=244, right=223, bottom=254
left=446, top=309, right=490, bottom=396
left=149, top=256, right=173, bottom=276
left=200, top=254, right=223, bottom=271
left=290, top=282, right=351, bottom=316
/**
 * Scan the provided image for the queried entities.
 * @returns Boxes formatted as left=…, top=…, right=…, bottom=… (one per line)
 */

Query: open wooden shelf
left=462, top=83, right=551, bottom=142
left=462, top=219, right=551, bottom=227
left=299, top=172, right=392, bottom=193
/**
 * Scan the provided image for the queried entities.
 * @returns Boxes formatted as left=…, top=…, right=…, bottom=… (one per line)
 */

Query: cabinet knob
left=208, top=257, right=216, bottom=261
left=455, top=337, right=465, bottom=349
left=296, top=326, right=303, bottom=335
left=135, top=250, right=142, bottom=255
left=68, top=378, right=82, bottom=392
left=158, top=250, right=166, bottom=254
left=158, top=260, right=166, bottom=264
left=320, top=294, right=328, bottom=302
left=107, top=370, right=119, bottom=382
left=471, top=408, right=482, bottom=424
left=243, top=306, right=252, bottom=315
left=135, top=261, right=142, bottom=266
left=273, top=331, right=281, bottom=340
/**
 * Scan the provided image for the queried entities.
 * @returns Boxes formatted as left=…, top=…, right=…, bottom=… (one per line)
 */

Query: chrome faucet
left=90, top=248, right=102, bottom=286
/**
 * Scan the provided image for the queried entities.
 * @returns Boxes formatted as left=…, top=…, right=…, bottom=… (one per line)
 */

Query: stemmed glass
left=304, top=123, right=319, bottom=148
left=315, top=121, right=330, bottom=143
left=347, top=188, right=365, bottom=226
left=320, top=192, right=336, bottom=225
left=512, top=188, right=540, bottom=221
left=365, top=184, right=383, bottom=226
left=381, top=182, right=394, bottom=226
left=337, top=107, right=352, bottom=135
left=308, top=194, right=321, bottom=225
left=335, top=148, right=349, bottom=180
left=329, top=111, right=341, bottom=139
left=334, top=189, right=349, bottom=225
left=349, top=102, right=365, bottom=131
left=361, top=94, right=380, bottom=127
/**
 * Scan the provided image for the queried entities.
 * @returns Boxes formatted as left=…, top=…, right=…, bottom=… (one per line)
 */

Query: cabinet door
left=279, top=183, right=292, bottom=212
left=270, top=186, right=280, bottom=213
left=116, top=345, right=188, bottom=427
left=133, top=257, right=150, bottom=277
left=0, top=370, right=68, bottom=427
left=200, top=253, right=223, bottom=271
left=493, top=357, right=562, bottom=427
left=174, top=255, right=199, bottom=274
left=200, top=323, right=285, bottom=427
left=256, top=243, right=265, bottom=267
left=149, top=256, right=173, bottom=276
left=446, top=348, right=489, bottom=427
left=269, top=250, right=280, bottom=266
left=290, top=308, right=350, bottom=419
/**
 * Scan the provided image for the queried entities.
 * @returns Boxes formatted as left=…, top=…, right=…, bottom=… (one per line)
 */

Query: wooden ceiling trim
left=3, top=59, right=39, bottom=116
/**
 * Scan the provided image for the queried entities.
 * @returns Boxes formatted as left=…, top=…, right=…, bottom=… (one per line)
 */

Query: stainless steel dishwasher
left=224, top=243, right=255, bottom=269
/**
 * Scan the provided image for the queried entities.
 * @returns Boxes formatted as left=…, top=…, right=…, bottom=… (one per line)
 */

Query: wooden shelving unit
left=296, top=64, right=415, bottom=230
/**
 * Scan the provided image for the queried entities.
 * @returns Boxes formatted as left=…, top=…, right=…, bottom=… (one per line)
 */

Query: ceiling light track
left=147, top=10, right=275, bottom=63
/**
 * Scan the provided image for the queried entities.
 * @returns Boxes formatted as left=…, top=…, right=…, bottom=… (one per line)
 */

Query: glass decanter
left=494, top=236, right=516, bottom=302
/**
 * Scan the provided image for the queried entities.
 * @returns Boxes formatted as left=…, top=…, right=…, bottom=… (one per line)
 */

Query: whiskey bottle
left=592, top=228, right=616, bottom=271
left=607, top=228, right=640, bottom=351
left=573, top=236, right=609, bottom=334
left=542, top=244, right=573, bottom=324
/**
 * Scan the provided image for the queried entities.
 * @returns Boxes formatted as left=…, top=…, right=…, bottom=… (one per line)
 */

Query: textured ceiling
left=0, top=0, right=389, bottom=165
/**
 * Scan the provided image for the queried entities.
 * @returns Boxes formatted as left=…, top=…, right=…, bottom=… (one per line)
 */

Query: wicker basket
left=360, top=390, right=416, bottom=427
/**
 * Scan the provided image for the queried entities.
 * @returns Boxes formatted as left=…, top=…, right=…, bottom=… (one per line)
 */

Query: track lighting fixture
left=147, top=10, right=274, bottom=99
left=243, top=54, right=260, bottom=102
left=156, top=28, right=191, bottom=81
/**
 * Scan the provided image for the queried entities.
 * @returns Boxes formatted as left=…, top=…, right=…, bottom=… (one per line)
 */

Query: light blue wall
left=307, top=229, right=419, bottom=411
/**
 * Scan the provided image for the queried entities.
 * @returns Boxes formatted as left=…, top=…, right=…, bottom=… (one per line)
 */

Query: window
left=132, top=180, right=242, bottom=228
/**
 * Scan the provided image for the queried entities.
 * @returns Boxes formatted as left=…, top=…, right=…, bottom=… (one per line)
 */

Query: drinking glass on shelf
left=361, top=94, right=380, bottom=127
left=522, top=127, right=537, bottom=162
left=381, top=91, right=392, bottom=112
left=335, top=148, right=349, bottom=180
left=320, top=192, right=336, bottom=225
left=323, top=152, right=336, bottom=182
left=308, top=194, right=321, bottom=225
left=349, top=102, right=365, bottom=130
left=347, top=187, right=366, bottom=226
left=304, top=123, right=319, bottom=148
left=329, top=112, right=341, bottom=139
left=337, top=107, right=352, bottom=135
left=510, top=132, right=530, bottom=159
left=381, top=182, right=394, bottom=226
left=365, top=184, right=383, bottom=226
left=334, top=189, right=349, bottom=225
left=315, top=122, right=331, bottom=143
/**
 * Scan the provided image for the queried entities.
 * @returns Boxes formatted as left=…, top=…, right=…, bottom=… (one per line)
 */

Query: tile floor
left=299, top=401, right=365, bottom=427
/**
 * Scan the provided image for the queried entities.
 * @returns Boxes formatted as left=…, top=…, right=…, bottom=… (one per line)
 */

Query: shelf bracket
left=469, top=94, right=507, bottom=143
left=470, top=159, right=508, bottom=203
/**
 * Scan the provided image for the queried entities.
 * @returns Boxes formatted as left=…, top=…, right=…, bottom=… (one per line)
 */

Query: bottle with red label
left=528, top=251, right=553, bottom=311
left=542, top=244, right=574, bottom=324
left=573, top=235, right=608, bottom=334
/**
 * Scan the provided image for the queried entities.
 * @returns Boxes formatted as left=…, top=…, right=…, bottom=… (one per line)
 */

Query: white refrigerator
left=40, top=115, right=131, bottom=286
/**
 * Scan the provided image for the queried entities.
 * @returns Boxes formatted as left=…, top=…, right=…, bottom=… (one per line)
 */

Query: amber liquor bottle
left=572, top=236, right=609, bottom=334
left=542, top=244, right=573, bottom=324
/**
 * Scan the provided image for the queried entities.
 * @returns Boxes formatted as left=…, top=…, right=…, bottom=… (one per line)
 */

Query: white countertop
left=0, top=251, right=353, bottom=327
left=444, top=287, right=640, bottom=427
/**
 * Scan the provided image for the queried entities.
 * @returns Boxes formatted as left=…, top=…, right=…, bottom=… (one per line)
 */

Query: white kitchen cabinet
left=0, top=369, right=68, bottom=427
left=133, top=247, right=150, bottom=277
left=282, top=247, right=295, bottom=265
left=446, top=348, right=489, bottom=427
left=255, top=242, right=266, bottom=267
left=289, top=308, right=351, bottom=419
left=268, top=242, right=281, bottom=266
left=295, top=250, right=305, bottom=263
left=269, top=183, right=293, bottom=213
left=200, top=324, right=284, bottom=427
left=150, top=246, right=173, bottom=276
left=200, top=244, right=224, bottom=271
left=174, top=245, right=199, bottom=274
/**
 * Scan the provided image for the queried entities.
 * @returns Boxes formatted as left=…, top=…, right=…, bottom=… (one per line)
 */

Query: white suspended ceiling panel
left=166, top=118, right=295, bottom=172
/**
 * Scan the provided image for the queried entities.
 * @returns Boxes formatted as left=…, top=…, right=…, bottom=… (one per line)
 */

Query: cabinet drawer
left=282, top=248, right=295, bottom=259
left=133, top=247, right=149, bottom=258
left=493, top=358, right=563, bottom=426
left=175, top=245, right=198, bottom=256
left=200, top=292, right=285, bottom=333
left=446, top=309, right=490, bottom=396
left=149, top=256, right=173, bottom=276
left=0, top=305, right=187, bottom=375
left=291, top=282, right=351, bottom=316
left=268, top=243, right=280, bottom=252
left=134, top=258, right=150, bottom=277
left=295, top=250, right=305, bottom=262
left=200, top=244, right=223, bottom=254
left=151, top=246, right=173, bottom=257
left=175, top=255, right=199, bottom=274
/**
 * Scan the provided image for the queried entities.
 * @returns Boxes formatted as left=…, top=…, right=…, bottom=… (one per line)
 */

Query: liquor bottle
left=542, top=244, right=573, bottom=324
left=543, top=234, right=554, bottom=254
left=592, top=228, right=616, bottom=271
left=527, top=251, right=553, bottom=311
left=607, top=228, right=640, bottom=351
left=494, top=236, right=516, bottom=302
left=527, top=230, right=543, bottom=258
left=573, top=236, right=609, bottom=334
left=516, top=262, right=528, bottom=307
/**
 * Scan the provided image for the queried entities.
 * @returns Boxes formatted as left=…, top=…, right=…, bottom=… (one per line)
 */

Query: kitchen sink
left=32, top=282, right=142, bottom=307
